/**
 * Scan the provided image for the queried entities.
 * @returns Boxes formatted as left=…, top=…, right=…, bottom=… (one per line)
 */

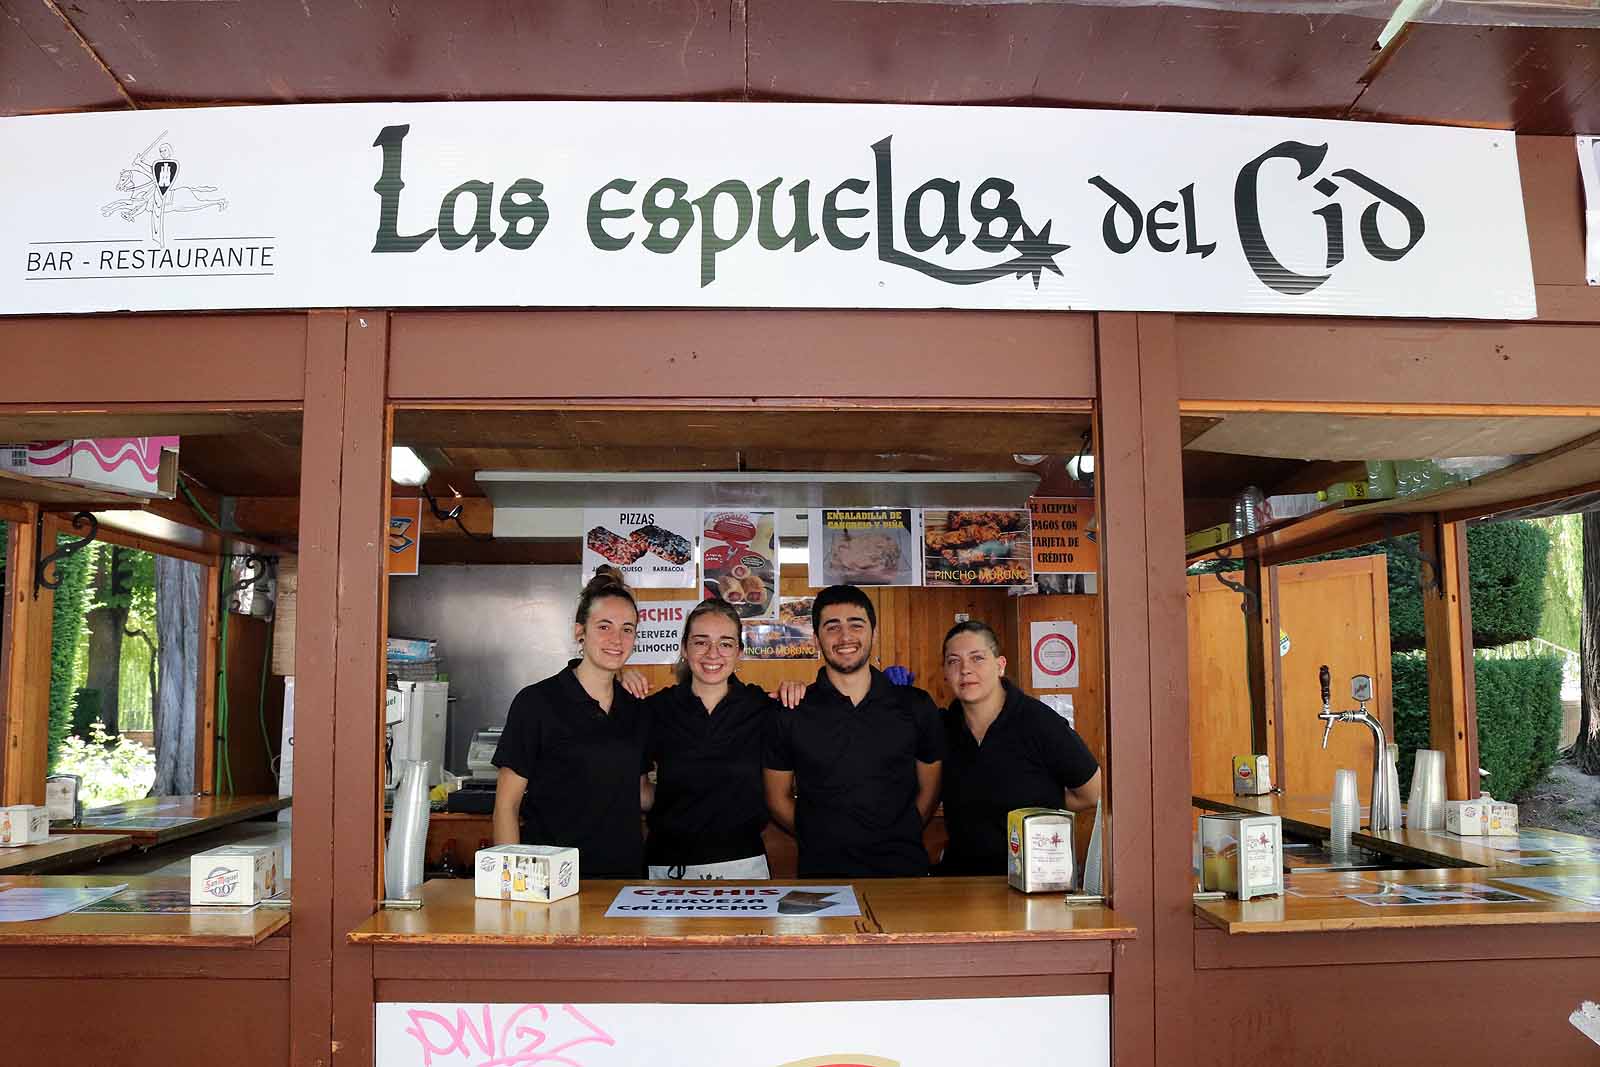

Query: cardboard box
left=1231, top=754, right=1272, bottom=796
left=1450, top=798, right=1519, bottom=836
left=190, top=844, right=284, bottom=905
left=1486, top=799, right=1519, bottom=836
left=1200, top=813, right=1283, bottom=900
left=475, top=845, right=580, bottom=903
left=0, top=805, right=49, bottom=846
left=1007, top=808, right=1075, bottom=893
left=0, top=438, right=178, bottom=498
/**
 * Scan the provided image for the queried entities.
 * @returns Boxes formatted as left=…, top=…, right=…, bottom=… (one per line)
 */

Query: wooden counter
left=0, top=875, right=289, bottom=947
left=1196, top=864, right=1600, bottom=934
left=1194, top=792, right=1600, bottom=870
left=349, top=876, right=1134, bottom=948
left=1193, top=792, right=1600, bottom=935
left=57, top=794, right=290, bottom=848
left=0, top=834, right=133, bottom=875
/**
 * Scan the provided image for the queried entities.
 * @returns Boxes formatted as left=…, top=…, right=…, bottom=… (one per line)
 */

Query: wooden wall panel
left=1276, top=556, right=1391, bottom=799
left=1187, top=573, right=1255, bottom=798
left=1190, top=958, right=1600, bottom=1065
left=0, top=314, right=308, bottom=404
left=222, top=615, right=285, bottom=797
left=0, top=977, right=288, bottom=1066
left=388, top=310, right=1096, bottom=401
left=1189, top=556, right=1390, bottom=799
left=1175, top=318, right=1600, bottom=410
left=1, top=506, right=48, bottom=806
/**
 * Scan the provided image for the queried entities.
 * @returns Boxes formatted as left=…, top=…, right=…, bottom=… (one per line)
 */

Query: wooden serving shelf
left=0, top=834, right=133, bottom=875
left=59, top=794, right=290, bottom=848
left=0, top=875, right=288, bottom=947
left=349, top=876, right=1134, bottom=948
left=1193, top=792, right=1600, bottom=934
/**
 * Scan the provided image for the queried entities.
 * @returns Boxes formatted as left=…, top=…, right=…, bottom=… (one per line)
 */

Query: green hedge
left=1393, top=651, right=1563, bottom=800
left=47, top=537, right=93, bottom=770
left=1387, top=521, right=1549, bottom=652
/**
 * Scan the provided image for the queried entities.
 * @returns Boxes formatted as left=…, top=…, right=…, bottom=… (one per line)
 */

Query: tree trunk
left=150, top=554, right=201, bottom=796
left=83, top=545, right=131, bottom=737
left=1575, top=510, right=1600, bottom=774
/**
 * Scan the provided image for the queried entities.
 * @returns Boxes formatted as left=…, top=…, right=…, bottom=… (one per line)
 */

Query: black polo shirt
left=645, top=676, right=776, bottom=867
left=764, top=666, right=945, bottom=878
left=938, top=680, right=1099, bottom=876
left=491, top=666, right=649, bottom=878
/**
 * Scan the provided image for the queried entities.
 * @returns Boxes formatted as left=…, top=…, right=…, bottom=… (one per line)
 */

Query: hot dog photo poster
left=700, top=509, right=779, bottom=619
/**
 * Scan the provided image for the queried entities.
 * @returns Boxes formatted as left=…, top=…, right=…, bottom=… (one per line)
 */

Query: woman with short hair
left=936, top=619, right=1102, bottom=876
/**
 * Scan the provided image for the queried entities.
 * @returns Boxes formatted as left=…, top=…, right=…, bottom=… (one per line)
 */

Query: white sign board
left=1, top=101, right=1532, bottom=318
left=377, top=996, right=1110, bottom=1066
left=1030, top=621, right=1080, bottom=690
left=581, top=509, right=697, bottom=589
left=604, top=884, right=860, bottom=918
left=629, top=598, right=701, bottom=666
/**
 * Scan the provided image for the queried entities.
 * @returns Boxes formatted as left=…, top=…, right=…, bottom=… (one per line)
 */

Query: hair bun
left=584, top=564, right=630, bottom=597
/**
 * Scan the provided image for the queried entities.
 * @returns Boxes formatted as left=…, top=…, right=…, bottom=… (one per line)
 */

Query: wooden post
left=290, top=308, right=350, bottom=1067
left=1421, top=515, right=1477, bottom=799
left=196, top=559, right=221, bottom=796
left=1242, top=556, right=1282, bottom=774
left=2, top=504, right=51, bottom=806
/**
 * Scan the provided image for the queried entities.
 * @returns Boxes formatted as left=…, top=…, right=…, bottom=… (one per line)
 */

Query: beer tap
left=1317, top=665, right=1400, bottom=831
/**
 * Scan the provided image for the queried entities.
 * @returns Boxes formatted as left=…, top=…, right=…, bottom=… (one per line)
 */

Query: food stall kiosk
left=2, top=97, right=1600, bottom=1066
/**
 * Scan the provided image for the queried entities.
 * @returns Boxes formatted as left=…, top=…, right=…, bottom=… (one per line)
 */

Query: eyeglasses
left=688, top=636, right=739, bottom=655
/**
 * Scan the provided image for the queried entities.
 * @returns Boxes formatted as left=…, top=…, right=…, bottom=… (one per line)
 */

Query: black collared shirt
left=764, top=666, right=946, bottom=878
left=645, top=676, right=776, bottom=867
left=938, top=680, right=1099, bottom=875
left=492, top=666, right=649, bottom=878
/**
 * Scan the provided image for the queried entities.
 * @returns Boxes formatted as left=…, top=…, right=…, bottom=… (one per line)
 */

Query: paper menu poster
left=582, top=508, right=697, bottom=589
left=629, top=597, right=703, bottom=665
left=700, top=510, right=778, bottom=619
left=922, top=509, right=1032, bottom=586
left=743, top=597, right=817, bottom=660
left=807, top=509, right=920, bottom=587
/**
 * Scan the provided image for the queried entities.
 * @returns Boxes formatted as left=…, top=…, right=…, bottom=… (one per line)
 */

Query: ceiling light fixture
left=390, top=446, right=431, bottom=487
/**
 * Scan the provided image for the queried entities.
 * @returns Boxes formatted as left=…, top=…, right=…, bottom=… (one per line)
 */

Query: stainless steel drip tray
left=1282, top=841, right=1432, bottom=873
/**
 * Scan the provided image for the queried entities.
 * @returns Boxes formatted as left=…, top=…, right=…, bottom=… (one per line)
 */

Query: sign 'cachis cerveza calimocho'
left=2, top=101, right=1534, bottom=317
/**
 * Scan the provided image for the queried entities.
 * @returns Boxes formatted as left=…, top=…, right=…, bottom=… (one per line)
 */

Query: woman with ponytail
left=492, top=568, right=652, bottom=878
left=643, top=597, right=778, bottom=879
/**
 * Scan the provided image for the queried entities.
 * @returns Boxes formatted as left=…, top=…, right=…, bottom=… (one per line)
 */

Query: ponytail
left=577, top=566, right=637, bottom=626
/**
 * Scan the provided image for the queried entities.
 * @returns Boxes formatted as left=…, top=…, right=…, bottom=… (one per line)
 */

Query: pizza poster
left=922, top=509, right=1032, bottom=586
left=700, top=510, right=779, bottom=619
left=582, top=508, right=697, bottom=588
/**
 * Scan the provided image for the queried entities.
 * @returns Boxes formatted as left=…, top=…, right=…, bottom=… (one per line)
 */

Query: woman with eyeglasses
left=644, top=597, right=779, bottom=879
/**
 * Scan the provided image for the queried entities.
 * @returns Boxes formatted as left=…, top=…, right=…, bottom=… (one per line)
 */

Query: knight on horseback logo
left=101, top=131, right=228, bottom=248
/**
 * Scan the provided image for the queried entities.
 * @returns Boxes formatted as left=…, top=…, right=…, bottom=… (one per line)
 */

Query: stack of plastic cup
left=1407, top=750, right=1446, bottom=830
left=1330, top=768, right=1359, bottom=860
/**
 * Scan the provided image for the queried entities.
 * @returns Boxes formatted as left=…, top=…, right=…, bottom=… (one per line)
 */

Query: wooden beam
left=1243, top=557, right=1271, bottom=759
left=231, top=495, right=497, bottom=543
left=1, top=505, right=49, bottom=806
left=1421, top=516, right=1474, bottom=799
left=196, top=561, right=220, bottom=797
left=290, top=309, right=348, bottom=1067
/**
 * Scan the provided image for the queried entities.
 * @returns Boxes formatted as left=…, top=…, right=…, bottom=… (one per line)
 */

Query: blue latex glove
left=884, top=665, right=914, bottom=686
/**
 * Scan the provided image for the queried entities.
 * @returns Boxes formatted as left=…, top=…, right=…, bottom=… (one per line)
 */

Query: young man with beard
left=763, top=584, right=945, bottom=877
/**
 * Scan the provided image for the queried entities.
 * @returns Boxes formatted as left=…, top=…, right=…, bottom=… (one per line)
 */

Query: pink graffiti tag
left=404, top=1003, right=616, bottom=1067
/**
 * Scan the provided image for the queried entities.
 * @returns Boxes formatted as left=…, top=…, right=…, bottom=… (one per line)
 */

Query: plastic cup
left=1330, top=769, right=1359, bottom=858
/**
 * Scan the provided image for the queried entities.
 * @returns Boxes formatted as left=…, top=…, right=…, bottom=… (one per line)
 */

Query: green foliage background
left=47, top=534, right=94, bottom=771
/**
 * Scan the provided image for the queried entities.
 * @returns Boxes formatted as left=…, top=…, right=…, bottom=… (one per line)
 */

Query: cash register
left=445, top=727, right=502, bottom=814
